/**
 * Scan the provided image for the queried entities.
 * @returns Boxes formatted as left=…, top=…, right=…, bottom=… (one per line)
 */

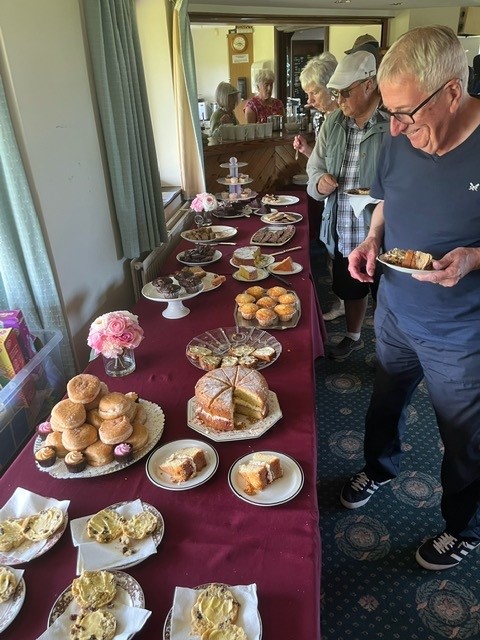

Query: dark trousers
left=363, top=288, right=480, bottom=540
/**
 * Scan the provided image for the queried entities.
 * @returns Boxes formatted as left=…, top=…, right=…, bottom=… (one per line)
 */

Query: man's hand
left=412, top=247, right=480, bottom=287
left=348, top=237, right=380, bottom=283
left=317, top=173, right=338, bottom=196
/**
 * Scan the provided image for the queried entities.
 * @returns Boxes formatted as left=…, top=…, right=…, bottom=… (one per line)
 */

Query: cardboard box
left=0, top=310, right=36, bottom=360
left=0, top=328, right=26, bottom=380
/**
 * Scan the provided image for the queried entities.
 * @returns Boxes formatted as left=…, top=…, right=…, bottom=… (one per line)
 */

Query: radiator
left=130, top=203, right=194, bottom=300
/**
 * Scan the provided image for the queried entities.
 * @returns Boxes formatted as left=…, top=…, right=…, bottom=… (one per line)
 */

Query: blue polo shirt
left=371, top=125, right=480, bottom=336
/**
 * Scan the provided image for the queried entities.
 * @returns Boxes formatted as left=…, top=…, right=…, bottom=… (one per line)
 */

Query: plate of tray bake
left=235, top=291, right=301, bottom=331
left=230, top=254, right=275, bottom=269
left=146, top=439, right=219, bottom=491
left=181, top=226, right=237, bottom=244
left=187, top=391, right=282, bottom=442
left=34, top=400, right=165, bottom=480
left=250, top=225, right=296, bottom=246
left=228, top=451, right=304, bottom=507
left=0, top=573, right=26, bottom=633
left=176, top=248, right=222, bottom=266
left=260, top=211, right=303, bottom=225
left=261, top=195, right=299, bottom=206
left=185, top=327, right=282, bottom=371
left=376, top=254, right=428, bottom=275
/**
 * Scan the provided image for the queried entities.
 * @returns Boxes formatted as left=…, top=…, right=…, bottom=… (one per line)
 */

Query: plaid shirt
left=336, top=112, right=378, bottom=256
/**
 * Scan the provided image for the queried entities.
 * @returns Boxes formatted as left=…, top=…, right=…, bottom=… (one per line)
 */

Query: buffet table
left=0, top=192, right=324, bottom=639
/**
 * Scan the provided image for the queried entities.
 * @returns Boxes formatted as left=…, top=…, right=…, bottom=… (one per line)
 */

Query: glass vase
left=102, top=348, right=136, bottom=377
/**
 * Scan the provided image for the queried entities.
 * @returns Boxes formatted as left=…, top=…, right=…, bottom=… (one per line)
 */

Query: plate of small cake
left=260, top=211, right=303, bottom=225
left=145, top=439, right=219, bottom=491
left=261, top=194, right=299, bottom=206
left=233, top=267, right=269, bottom=282
left=181, top=225, right=237, bottom=244
left=267, top=257, right=303, bottom=276
left=228, top=451, right=304, bottom=506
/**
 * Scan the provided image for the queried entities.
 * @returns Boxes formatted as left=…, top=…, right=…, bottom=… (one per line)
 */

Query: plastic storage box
left=0, top=329, right=66, bottom=473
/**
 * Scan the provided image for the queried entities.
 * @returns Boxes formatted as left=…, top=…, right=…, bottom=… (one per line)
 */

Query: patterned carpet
left=311, top=242, right=480, bottom=640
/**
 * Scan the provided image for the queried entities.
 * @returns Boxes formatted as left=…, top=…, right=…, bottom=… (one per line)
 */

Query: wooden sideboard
left=204, top=132, right=314, bottom=194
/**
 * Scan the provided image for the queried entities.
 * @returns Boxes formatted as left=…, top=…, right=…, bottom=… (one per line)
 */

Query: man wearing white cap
left=307, top=51, right=389, bottom=360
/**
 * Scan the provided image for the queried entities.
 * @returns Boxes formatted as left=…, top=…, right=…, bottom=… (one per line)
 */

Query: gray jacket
left=306, top=107, right=389, bottom=257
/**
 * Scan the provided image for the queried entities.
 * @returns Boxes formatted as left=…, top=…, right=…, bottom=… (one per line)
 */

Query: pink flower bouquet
left=87, top=310, right=144, bottom=359
left=190, top=192, right=218, bottom=213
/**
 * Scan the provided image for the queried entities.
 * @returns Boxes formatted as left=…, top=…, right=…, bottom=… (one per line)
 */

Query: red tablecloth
left=0, top=192, right=323, bottom=639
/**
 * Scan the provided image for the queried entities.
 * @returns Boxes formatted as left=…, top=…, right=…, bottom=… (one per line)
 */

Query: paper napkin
left=0, top=487, right=70, bottom=563
left=70, top=499, right=157, bottom=573
left=347, top=194, right=381, bottom=219
left=170, top=583, right=260, bottom=640
left=0, top=567, right=24, bottom=619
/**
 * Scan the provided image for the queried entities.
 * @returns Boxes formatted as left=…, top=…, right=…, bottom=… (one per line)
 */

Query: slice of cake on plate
left=272, top=256, right=294, bottom=272
left=238, top=452, right=283, bottom=495
left=159, top=447, right=207, bottom=482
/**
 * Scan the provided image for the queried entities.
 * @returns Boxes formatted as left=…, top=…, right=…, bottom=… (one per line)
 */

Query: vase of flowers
left=87, top=310, right=144, bottom=377
left=190, top=192, right=218, bottom=227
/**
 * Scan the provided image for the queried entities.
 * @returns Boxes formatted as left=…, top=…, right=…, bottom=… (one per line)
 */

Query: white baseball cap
left=327, top=51, right=376, bottom=91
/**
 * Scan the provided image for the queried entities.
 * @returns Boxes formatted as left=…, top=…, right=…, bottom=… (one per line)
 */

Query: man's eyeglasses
left=382, top=80, right=450, bottom=124
left=330, top=78, right=369, bottom=101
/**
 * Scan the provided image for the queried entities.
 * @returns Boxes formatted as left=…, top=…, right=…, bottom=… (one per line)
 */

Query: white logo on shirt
left=469, top=182, right=479, bottom=191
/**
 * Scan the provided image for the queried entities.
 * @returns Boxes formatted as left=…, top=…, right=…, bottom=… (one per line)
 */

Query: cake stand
left=142, top=282, right=204, bottom=319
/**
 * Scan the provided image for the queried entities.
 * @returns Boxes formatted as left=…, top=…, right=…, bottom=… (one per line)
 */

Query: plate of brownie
left=176, top=248, right=222, bottom=266
left=250, top=225, right=296, bottom=246
left=228, top=451, right=304, bottom=506
left=145, top=439, right=219, bottom=491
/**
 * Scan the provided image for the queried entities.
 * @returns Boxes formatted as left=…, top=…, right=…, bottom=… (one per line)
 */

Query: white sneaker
left=322, top=301, right=345, bottom=321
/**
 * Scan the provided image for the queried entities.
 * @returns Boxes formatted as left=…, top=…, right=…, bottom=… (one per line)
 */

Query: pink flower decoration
left=190, top=192, right=218, bottom=213
left=87, top=310, right=144, bottom=359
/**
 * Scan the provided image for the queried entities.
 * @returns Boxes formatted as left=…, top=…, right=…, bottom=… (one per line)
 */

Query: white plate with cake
left=0, top=572, right=26, bottom=633
left=146, top=439, right=219, bottom=491
left=181, top=225, right=237, bottom=244
left=261, top=194, right=299, bottom=206
left=34, top=400, right=165, bottom=480
left=229, top=451, right=304, bottom=506
left=176, top=248, right=222, bottom=266
left=267, top=258, right=303, bottom=276
left=233, top=267, right=269, bottom=282
left=260, top=211, right=303, bottom=225
left=216, top=190, right=258, bottom=202
left=230, top=255, right=275, bottom=270
left=201, top=272, right=226, bottom=292
left=185, top=326, right=282, bottom=372
left=187, top=392, right=282, bottom=443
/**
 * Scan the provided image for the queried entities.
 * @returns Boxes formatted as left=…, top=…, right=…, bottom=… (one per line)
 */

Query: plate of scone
left=0, top=566, right=26, bottom=633
left=165, top=582, right=262, bottom=640
left=146, top=439, right=219, bottom=491
left=229, top=451, right=304, bottom=506
left=33, top=393, right=165, bottom=479
left=47, top=570, right=150, bottom=638
left=0, top=505, right=69, bottom=566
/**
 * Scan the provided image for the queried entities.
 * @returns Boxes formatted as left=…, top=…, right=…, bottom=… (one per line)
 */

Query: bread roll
left=51, top=399, right=86, bottom=430
left=67, top=374, right=101, bottom=404
left=99, top=416, right=133, bottom=445
left=62, top=423, right=98, bottom=451
left=98, top=392, right=131, bottom=420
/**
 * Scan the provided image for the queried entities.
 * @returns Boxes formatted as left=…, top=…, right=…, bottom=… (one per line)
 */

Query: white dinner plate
left=267, top=261, right=303, bottom=276
left=377, top=255, right=428, bottom=275
left=217, top=177, right=253, bottom=186
left=176, top=249, right=222, bottom=266
left=261, top=195, right=300, bottom=206
left=229, top=254, right=275, bottom=269
left=201, top=272, right=226, bottom=292
left=187, top=392, right=282, bottom=442
left=145, top=439, right=219, bottom=491
left=181, top=226, right=237, bottom=243
left=344, top=188, right=371, bottom=197
left=260, top=211, right=303, bottom=225
left=228, top=451, right=304, bottom=506
left=0, top=577, right=26, bottom=633
left=216, top=191, right=258, bottom=202
left=34, top=400, right=165, bottom=480
left=48, top=570, right=145, bottom=627
left=233, top=268, right=269, bottom=282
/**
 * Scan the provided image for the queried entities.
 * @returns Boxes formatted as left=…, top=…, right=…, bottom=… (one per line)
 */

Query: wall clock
left=232, top=34, right=247, bottom=52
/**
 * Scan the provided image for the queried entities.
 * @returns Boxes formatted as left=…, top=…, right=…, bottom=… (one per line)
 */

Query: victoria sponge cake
left=195, top=365, right=269, bottom=431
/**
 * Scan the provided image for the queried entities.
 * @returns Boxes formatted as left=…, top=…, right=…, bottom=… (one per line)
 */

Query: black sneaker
left=415, top=532, right=479, bottom=570
left=340, top=471, right=391, bottom=509
left=329, top=337, right=364, bottom=361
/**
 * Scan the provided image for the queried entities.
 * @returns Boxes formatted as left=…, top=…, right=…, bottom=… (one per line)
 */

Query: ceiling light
left=334, top=1, right=351, bottom=4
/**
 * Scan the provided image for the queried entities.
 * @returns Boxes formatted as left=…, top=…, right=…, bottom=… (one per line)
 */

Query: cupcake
left=34, top=446, right=57, bottom=468
left=256, top=296, right=276, bottom=309
left=36, top=420, right=53, bottom=440
left=245, top=286, right=265, bottom=299
left=278, top=293, right=297, bottom=305
left=274, top=303, right=296, bottom=322
left=235, top=293, right=255, bottom=305
left=114, top=442, right=134, bottom=464
left=64, top=450, right=87, bottom=473
left=256, top=308, right=278, bottom=327
left=239, top=303, right=259, bottom=320
left=267, top=286, right=288, bottom=299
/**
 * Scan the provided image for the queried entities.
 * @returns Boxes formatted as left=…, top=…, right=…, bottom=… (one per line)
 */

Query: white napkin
left=0, top=567, right=24, bottom=618
left=348, top=194, right=381, bottom=219
left=36, top=601, right=151, bottom=640
left=70, top=499, right=157, bottom=574
left=170, top=584, right=260, bottom=640
left=0, top=487, right=70, bottom=563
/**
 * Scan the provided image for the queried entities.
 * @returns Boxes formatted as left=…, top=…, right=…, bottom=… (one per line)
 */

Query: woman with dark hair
left=209, top=82, right=240, bottom=133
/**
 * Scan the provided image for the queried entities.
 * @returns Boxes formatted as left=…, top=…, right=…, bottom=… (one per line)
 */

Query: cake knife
left=268, top=245, right=302, bottom=257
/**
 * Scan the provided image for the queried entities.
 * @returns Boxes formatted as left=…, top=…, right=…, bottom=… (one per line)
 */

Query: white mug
left=221, top=124, right=235, bottom=140
left=235, top=125, right=246, bottom=141
left=264, top=122, right=273, bottom=137
left=255, top=123, right=266, bottom=138
left=246, top=123, right=256, bottom=140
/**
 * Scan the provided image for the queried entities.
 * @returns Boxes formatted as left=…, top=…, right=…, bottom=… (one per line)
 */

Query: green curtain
left=83, top=0, right=168, bottom=259
left=0, top=76, right=76, bottom=379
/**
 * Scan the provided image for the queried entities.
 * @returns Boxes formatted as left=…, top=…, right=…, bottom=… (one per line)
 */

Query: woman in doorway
left=209, top=82, right=240, bottom=133
left=244, top=69, right=285, bottom=123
